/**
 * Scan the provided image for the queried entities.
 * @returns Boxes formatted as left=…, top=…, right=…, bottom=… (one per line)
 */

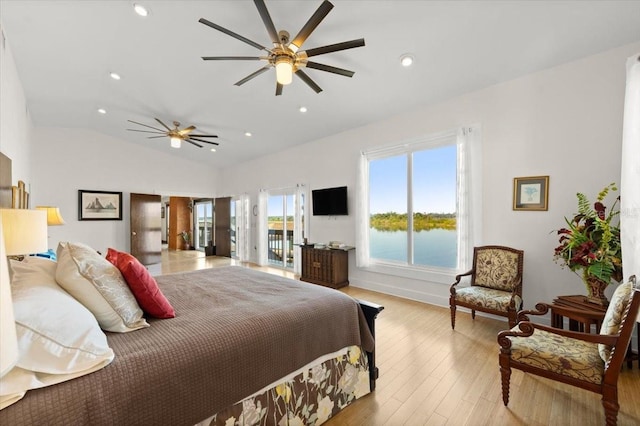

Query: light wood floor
left=157, top=249, right=640, bottom=426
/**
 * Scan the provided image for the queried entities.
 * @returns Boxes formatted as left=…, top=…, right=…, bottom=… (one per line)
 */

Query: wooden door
left=215, top=197, right=231, bottom=257
left=130, top=193, right=162, bottom=265
left=168, top=197, right=191, bottom=250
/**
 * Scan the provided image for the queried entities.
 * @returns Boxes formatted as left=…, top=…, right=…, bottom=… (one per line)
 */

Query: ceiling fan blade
left=275, top=82, right=283, bottom=96
left=295, top=70, right=322, bottom=93
left=154, top=118, right=172, bottom=131
left=185, top=139, right=203, bottom=148
left=202, top=56, right=263, bottom=61
left=305, top=61, right=355, bottom=77
left=179, top=126, right=196, bottom=135
left=303, top=38, right=365, bottom=57
left=199, top=18, right=268, bottom=52
left=126, top=129, right=167, bottom=135
left=254, top=0, right=280, bottom=46
left=190, top=137, right=219, bottom=146
left=147, top=136, right=167, bottom=139
left=234, top=66, right=271, bottom=86
left=290, top=0, right=334, bottom=50
left=127, top=120, right=166, bottom=132
left=189, top=134, right=218, bottom=138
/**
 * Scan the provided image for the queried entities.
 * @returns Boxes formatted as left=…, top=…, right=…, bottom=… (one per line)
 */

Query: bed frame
left=358, top=298, right=385, bottom=390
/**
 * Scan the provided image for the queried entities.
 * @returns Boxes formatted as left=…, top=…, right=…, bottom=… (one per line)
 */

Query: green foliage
left=370, top=212, right=456, bottom=232
left=553, top=183, right=622, bottom=284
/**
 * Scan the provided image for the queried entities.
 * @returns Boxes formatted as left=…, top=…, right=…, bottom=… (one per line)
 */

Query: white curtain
left=620, top=53, right=640, bottom=321
left=293, top=185, right=306, bottom=274
left=236, top=194, right=250, bottom=262
left=257, top=191, right=268, bottom=266
left=456, top=126, right=483, bottom=272
left=355, top=153, right=370, bottom=268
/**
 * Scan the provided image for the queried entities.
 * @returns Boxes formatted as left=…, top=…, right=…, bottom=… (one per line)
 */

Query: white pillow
left=1, top=257, right=115, bottom=409
left=56, top=242, right=149, bottom=332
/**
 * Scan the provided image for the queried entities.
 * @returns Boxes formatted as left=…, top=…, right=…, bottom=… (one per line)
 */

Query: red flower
left=594, top=202, right=606, bottom=220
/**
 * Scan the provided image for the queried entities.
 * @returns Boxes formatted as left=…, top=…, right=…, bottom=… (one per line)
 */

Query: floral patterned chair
left=449, top=245, right=524, bottom=329
left=497, top=276, right=639, bottom=426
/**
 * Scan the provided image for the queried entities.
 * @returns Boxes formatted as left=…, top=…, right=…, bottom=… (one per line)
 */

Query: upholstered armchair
left=498, top=276, right=640, bottom=426
left=449, top=245, right=524, bottom=329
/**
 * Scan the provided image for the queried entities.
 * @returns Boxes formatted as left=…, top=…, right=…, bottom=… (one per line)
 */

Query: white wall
left=221, top=41, right=640, bottom=311
left=0, top=24, right=33, bottom=189
left=29, top=127, right=220, bottom=254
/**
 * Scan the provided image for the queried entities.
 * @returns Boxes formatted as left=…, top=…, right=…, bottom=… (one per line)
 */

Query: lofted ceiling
left=1, top=1, right=639, bottom=168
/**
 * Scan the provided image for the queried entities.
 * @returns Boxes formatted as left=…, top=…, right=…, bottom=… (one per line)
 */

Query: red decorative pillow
left=106, top=248, right=175, bottom=319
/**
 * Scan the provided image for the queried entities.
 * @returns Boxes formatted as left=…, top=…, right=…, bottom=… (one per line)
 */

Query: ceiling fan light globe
left=170, top=137, right=181, bottom=148
left=275, top=57, right=293, bottom=85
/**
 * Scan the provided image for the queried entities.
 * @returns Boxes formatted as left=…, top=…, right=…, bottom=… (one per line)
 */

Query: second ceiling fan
left=199, top=0, right=365, bottom=96
left=127, top=118, right=219, bottom=149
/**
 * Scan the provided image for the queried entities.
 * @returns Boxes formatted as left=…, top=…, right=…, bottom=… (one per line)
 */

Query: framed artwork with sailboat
left=78, top=190, right=122, bottom=220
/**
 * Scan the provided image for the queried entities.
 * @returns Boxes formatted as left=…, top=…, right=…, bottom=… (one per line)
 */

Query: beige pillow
left=1, top=257, right=114, bottom=409
left=56, top=242, right=149, bottom=333
left=598, top=280, right=633, bottom=362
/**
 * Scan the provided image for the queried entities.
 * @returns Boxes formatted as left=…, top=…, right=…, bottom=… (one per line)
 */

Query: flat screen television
left=312, top=186, right=348, bottom=216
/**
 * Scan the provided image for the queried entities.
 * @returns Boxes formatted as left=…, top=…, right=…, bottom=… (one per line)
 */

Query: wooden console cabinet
left=300, top=245, right=351, bottom=289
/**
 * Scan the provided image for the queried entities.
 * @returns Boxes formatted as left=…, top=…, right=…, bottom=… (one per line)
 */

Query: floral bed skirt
left=200, top=345, right=370, bottom=426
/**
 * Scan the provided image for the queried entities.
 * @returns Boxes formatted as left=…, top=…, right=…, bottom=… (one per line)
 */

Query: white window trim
left=356, top=125, right=482, bottom=283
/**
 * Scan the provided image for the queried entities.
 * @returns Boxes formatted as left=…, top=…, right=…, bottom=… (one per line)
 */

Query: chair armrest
left=516, top=303, right=550, bottom=322
left=450, top=269, right=474, bottom=293
left=497, top=320, right=619, bottom=351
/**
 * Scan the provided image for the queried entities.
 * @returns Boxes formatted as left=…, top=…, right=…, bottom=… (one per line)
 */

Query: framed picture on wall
left=78, top=190, right=123, bottom=220
left=513, top=176, right=549, bottom=211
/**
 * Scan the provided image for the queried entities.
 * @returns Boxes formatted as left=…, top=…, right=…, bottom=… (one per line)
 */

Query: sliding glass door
left=267, top=193, right=294, bottom=268
left=193, top=199, right=213, bottom=251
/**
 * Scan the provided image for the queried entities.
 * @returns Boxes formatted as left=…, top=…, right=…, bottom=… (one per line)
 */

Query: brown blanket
left=0, top=266, right=374, bottom=426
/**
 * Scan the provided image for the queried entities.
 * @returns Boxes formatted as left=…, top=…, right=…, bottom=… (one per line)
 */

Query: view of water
left=369, top=228, right=457, bottom=268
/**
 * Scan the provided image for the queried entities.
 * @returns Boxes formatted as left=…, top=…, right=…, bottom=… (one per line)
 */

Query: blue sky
left=370, top=145, right=457, bottom=214
left=268, top=194, right=295, bottom=216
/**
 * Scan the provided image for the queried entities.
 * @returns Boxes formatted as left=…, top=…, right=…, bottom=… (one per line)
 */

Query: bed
left=0, top=259, right=382, bottom=425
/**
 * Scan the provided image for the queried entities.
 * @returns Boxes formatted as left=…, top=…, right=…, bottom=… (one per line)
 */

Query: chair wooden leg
left=508, top=310, right=517, bottom=329
left=450, top=303, right=456, bottom=329
left=471, top=309, right=476, bottom=320
left=499, top=362, right=511, bottom=406
left=602, top=387, right=619, bottom=426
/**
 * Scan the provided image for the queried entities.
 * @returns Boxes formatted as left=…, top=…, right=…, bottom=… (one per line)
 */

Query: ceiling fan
left=126, top=118, right=219, bottom=149
left=199, top=0, right=365, bottom=96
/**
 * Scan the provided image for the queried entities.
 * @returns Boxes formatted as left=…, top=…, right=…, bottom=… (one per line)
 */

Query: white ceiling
left=2, top=1, right=639, bottom=168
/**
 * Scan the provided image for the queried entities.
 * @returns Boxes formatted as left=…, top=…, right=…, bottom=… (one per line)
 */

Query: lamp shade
left=0, top=216, right=18, bottom=378
left=0, top=209, right=48, bottom=256
left=35, top=206, right=65, bottom=226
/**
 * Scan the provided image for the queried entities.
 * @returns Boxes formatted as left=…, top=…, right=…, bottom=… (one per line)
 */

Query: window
left=357, top=127, right=481, bottom=280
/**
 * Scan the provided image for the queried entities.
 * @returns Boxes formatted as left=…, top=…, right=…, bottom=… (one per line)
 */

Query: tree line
left=370, top=212, right=456, bottom=232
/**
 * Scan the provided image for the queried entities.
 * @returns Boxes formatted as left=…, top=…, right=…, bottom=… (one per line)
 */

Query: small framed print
left=513, top=176, right=549, bottom=211
left=78, top=190, right=123, bottom=220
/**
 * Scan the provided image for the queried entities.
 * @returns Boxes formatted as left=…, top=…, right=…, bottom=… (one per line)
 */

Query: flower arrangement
left=553, top=183, right=623, bottom=287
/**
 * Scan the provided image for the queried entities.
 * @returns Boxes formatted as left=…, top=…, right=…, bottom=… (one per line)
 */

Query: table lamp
left=35, top=206, right=65, bottom=226
left=0, top=209, right=48, bottom=260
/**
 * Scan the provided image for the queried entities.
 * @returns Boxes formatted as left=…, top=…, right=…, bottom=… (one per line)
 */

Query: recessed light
left=299, top=106, right=308, bottom=113
left=245, top=132, right=252, bottom=137
left=97, top=108, right=106, bottom=114
left=133, top=4, right=149, bottom=17
left=110, top=72, right=121, bottom=80
left=400, top=54, right=414, bottom=67
left=210, top=148, right=217, bottom=152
